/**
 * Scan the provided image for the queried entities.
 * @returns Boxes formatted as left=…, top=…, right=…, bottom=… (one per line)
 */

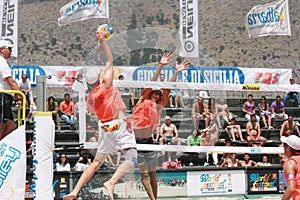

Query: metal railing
left=0, top=90, right=27, bottom=127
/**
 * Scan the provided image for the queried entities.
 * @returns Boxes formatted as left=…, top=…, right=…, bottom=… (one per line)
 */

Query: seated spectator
left=46, top=96, right=60, bottom=130
left=59, top=93, right=75, bottom=129
left=256, top=155, right=272, bottom=166
left=74, top=149, right=92, bottom=171
left=220, top=153, right=241, bottom=167
left=280, top=115, right=300, bottom=137
left=283, top=77, right=300, bottom=107
left=55, top=154, right=71, bottom=172
left=216, top=153, right=230, bottom=167
left=169, top=88, right=186, bottom=108
left=216, top=96, right=232, bottom=128
left=18, top=73, right=32, bottom=107
left=159, top=116, right=180, bottom=146
left=107, top=148, right=122, bottom=167
left=239, top=153, right=256, bottom=166
left=270, top=95, right=288, bottom=129
left=258, top=96, right=271, bottom=129
left=242, top=94, right=260, bottom=122
left=246, top=114, right=266, bottom=146
left=191, top=96, right=208, bottom=130
left=225, top=118, right=244, bottom=142
left=205, top=98, right=217, bottom=128
left=187, top=129, right=202, bottom=166
left=199, top=115, right=219, bottom=143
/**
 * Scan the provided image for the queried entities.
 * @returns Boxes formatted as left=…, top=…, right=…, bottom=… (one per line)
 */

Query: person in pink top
left=281, top=135, right=300, bottom=200
left=242, top=94, right=260, bottom=123
left=64, top=26, right=137, bottom=200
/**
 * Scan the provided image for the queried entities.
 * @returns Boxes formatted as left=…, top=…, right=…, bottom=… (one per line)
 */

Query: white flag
left=0, top=126, right=26, bottom=200
left=0, top=0, right=18, bottom=57
left=245, top=0, right=291, bottom=38
left=179, top=0, right=199, bottom=58
left=58, top=0, right=109, bottom=26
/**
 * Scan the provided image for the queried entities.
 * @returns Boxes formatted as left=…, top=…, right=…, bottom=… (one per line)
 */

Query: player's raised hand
left=175, top=60, right=190, bottom=72
left=159, top=52, right=173, bottom=65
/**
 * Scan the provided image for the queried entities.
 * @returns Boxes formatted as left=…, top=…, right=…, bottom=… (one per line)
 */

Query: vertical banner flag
left=33, top=113, right=55, bottom=200
left=179, top=0, right=199, bottom=57
left=0, top=126, right=26, bottom=200
left=0, top=0, right=18, bottom=57
left=245, top=0, right=291, bottom=38
left=58, top=0, right=109, bottom=26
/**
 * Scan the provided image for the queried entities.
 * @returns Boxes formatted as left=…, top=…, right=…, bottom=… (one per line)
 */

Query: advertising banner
left=245, top=0, right=291, bottom=38
left=247, top=169, right=279, bottom=194
left=187, top=170, right=245, bottom=196
left=179, top=0, right=199, bottom=57
left=0, top=126, right=26, bottom=200
left=11, top=65, right=292, bottom=87
left=58, top=0, right=109, bottom=26
left=0, top=0, right=18, bottom=57
left=33, top=113, right=55, bottom=199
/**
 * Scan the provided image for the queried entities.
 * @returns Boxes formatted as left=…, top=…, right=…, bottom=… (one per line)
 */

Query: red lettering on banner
left=56, top=70, right=77, bottom=86
left=255, top=72, right=279, bottom=85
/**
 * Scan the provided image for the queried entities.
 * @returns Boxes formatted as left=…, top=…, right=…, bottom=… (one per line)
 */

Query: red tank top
left=131, top=99, right=159, bottom=130
left=284, top=155, right=300, bottom=199
left=86, top=83, right=126, bottom=123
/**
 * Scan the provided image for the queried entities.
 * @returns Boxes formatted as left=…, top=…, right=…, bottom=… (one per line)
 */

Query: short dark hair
left=64, top=93, right=70, bottom=98
left=248, top=94, right=253, bottom=98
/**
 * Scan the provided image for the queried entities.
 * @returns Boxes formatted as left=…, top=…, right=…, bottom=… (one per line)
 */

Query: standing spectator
left=191, top=96, right=208, bottom=130
left=18, top=73, right=32, bottom=107
left=0, top=39, right=21, bottom=140
left=216, top=96, right=232, bottom=128
left=205, top=98, right=217, bottom=127
left=258, top=95, right=271, bottom=129
left=256, top=155, right=272, bottom=166
left=270, top=95, right=288, bottom=129
left=225, top=118, right=244, bottom=142
left=246, top=114, right=266, bottom=146
left=60, top=93, right=75, bottom=128
left=242, top=94, right=260, bottom=122
left=46, top=96, right=60, bottom=130
left=56, top=154, right=71, bottom=172
left=280, top=115, right=300, bottom=137
left=71, top=73, right=88, bottom=98
left=281, top=135, right=300, bottom=200
left=239, top=153, right=256, bottom=166
left=187, top=129, right=202, bottom=166
left=283, top=77, right=300, bottom=107
left=118, top=74, right=135, bottom=109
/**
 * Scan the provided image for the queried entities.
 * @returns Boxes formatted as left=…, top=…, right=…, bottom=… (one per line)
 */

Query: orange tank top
left=131, top=99, right=159, bottom=130
left=284, top=155, right=300, bottom=199
left=86, top=83, right=126, bottom=123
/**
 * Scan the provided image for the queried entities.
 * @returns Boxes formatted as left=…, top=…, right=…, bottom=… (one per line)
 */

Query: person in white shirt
left=0, top=39, right=21, bottom=140
left=56, top=154, right=71, bottom=172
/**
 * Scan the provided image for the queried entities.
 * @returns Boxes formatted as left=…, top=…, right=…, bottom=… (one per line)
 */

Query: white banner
left=179, top=0, right=198, bottom=57
left=187, top=170, right=246, bottom=196
left=10, top=65, right=292, bottom=87
left=245, top=0, right=291, bottom=38
left=0, top=126, right=26, bottom=200
left=33, top=113, right=55, bottom=200
left=58, top=0, right=109, bottom=26
left=0, top=0, right=18, bottom=57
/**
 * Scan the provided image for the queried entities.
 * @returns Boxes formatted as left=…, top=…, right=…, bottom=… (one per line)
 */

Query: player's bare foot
left=104, top=181, right=115, bottom=200
left=63, top=193, right=78, bottom=200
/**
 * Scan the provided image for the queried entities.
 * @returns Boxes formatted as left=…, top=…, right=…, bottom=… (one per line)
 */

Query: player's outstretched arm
left=151, top=52, right=173, bottom=81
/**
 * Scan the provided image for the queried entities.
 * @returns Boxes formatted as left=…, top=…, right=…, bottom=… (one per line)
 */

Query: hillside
left=16, top=0, right=300, bottom=72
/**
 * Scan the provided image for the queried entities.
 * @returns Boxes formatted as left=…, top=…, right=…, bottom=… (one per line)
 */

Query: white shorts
left=97, top=119, right=137, bottom=154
